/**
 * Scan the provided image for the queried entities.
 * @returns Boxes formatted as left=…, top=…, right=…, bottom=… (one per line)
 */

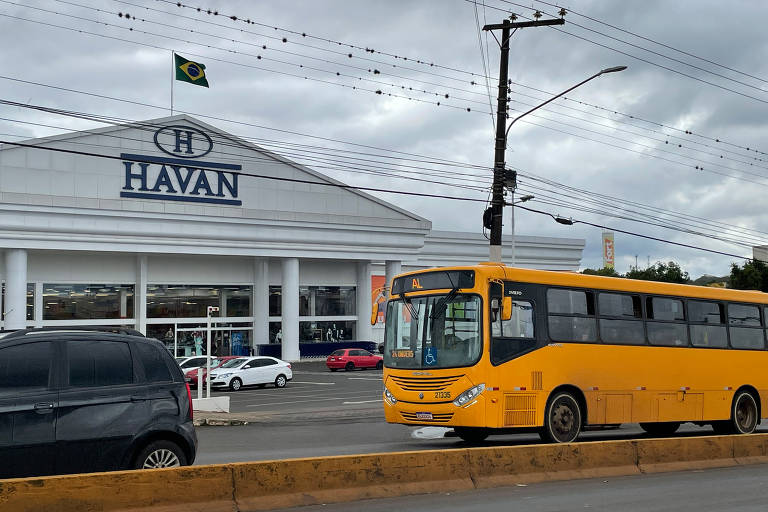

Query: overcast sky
left=2, top=0, right=768, bottom=277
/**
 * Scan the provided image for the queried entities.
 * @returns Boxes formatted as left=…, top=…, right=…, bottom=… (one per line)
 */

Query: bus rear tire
left=453, top=427, right=489, bottom=443
left=639, top=422, right=680, bottom=436
left=540, top=392, right=582, bottom=443
left=713, top=391, right=759, bottom=435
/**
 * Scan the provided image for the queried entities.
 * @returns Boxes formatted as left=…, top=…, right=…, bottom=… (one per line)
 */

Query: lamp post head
left=519, top=195, right=535, bottom=202
left=600, top=65, right=627, bottom=75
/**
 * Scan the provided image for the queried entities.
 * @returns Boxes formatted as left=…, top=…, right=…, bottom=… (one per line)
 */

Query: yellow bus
left=376, top=263, right=768, bottom=443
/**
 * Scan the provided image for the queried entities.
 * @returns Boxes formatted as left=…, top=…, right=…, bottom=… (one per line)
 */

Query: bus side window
left=646, top=297, right=688, bottom=346
left=546, top=288, right=597, bottom=343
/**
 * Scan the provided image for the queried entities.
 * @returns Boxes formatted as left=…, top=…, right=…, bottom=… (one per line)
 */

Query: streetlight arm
left=506, top=71, right=601, bottom=138
left=504, top=65, right=626, bottom=138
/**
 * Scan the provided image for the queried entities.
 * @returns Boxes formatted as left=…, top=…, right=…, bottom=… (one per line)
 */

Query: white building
left=0, top=115, right=584, bottom=360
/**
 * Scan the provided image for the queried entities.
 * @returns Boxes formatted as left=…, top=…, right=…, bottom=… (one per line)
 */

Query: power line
left=515, top=204, right=751, bottom=260
left=479, top=1, right=768, bottom=106
left=0, top=138, right=491, bottom=203
left=530, top=0, right=768, bottom=85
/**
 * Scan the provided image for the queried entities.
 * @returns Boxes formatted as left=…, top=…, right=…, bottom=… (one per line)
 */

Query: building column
left=384, top=260, right=402, bottom=298
left=219, top=290, right=228, bottom=317
left=34, top=282, right=43, bottom=328
left=119, top=289, right=128, bottom=319
left=136, top=255, right=148, bottom=335
left=281, top=258, right=300, bottom=362
left=356, top=260, right=372, bottom=341
left=4, top=249, right=28, bottom=330
left=253, top=258, right=269, bottom=346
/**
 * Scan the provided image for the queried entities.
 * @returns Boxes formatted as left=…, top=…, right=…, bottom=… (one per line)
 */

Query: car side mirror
left=243, top=365, right=251, bottom=369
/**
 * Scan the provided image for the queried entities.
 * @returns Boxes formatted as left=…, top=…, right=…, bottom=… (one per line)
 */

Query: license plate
left=415, top=412, right=433, bottom=420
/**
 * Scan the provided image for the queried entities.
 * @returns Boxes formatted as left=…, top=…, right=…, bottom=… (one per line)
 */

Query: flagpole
left=170, top=50, right=174, bottom=115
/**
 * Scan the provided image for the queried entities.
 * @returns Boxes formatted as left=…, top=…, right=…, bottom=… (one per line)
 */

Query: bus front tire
left=453, top=427, right=489, bottom=443
left=713, top=391, right=759, bottom=435
left=639, top=422, right=680, bottom=436
left=540, top=392, right=582, bottom=443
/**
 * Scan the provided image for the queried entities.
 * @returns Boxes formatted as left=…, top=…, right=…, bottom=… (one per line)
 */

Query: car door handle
left=34, top=402, right=55, bottom=414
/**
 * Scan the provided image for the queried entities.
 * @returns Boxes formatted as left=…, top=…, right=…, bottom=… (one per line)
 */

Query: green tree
left=626, top=261, right=690, bottom=284
left=730, top=259, right=768, bottom=292
left=581, top=267, right=622, bottom=278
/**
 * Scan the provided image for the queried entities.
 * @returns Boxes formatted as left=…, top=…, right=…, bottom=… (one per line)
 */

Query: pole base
left=489, top=245, right=502, bottom=263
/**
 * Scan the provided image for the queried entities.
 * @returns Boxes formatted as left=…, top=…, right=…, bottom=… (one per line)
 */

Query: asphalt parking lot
left=208, top=360, right=384, bottom=414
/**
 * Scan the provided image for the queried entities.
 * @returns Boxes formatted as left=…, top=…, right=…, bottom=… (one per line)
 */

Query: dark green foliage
left=730, top=259, right=768, bottom=292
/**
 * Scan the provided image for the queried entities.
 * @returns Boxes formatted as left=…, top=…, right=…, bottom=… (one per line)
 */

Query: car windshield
left=384, top=293, right=482, bottom=369
left=219, top=358, right=245, bottom=369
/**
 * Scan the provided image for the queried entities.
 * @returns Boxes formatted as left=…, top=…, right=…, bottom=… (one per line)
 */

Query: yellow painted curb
left=2, top=434, right=768, bottom=511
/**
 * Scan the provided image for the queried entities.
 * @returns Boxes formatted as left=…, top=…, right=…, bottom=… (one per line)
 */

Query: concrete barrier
left=2, top=434, right=768, bottom=511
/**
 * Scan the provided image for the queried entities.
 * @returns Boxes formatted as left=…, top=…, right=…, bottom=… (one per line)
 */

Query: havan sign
left=120, top=125, right=242, bottom=206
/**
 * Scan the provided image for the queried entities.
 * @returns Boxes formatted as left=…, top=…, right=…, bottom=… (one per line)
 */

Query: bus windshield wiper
left=402, top=293, right=419, bottom=321
left=430, top=287, right=458, bottom=320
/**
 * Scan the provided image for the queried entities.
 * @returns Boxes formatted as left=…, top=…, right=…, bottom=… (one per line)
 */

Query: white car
left=209, top=356, right=293, bottom=391
left=175, top=356, right=214, bottom=372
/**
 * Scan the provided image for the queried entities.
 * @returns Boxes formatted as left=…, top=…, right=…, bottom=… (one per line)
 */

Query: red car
left=326, top=348, right=383, bottom=371
left=185, top=356, right=241, bottom=388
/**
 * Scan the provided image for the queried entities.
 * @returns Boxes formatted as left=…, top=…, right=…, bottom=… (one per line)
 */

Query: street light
left=506, top=195, right=534, bottom=266
left=502, top=66, right=627, bottom=265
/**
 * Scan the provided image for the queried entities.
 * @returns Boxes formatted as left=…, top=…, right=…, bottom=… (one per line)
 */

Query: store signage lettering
left=119, top=125, right=243, bottom=206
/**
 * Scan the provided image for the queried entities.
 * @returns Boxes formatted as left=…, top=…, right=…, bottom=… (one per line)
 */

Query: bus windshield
left=384, top=294, right=482, bottom=369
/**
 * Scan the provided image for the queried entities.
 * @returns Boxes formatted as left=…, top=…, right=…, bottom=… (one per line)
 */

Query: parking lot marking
left=342, top=399, right=383, bottom=405
left=289, top=381, right=336, bottom=385
left=347, top=377, right=382, bottom=381
left=246, top=395, right=381, bottom=407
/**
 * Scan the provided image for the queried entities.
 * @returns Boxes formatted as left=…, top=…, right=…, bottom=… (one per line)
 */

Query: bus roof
left=395, top=263, right=768, bottom=305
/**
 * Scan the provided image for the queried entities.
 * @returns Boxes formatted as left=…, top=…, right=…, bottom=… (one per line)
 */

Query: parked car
left=185, top=356, right=241, bottom=388
left=209, top=356, right=292, bottom=391
left=0, top=327, right=196, bottom=479
left=176, top=355, right=212, bottom=372
left=326, top=348, right=383, bottom=371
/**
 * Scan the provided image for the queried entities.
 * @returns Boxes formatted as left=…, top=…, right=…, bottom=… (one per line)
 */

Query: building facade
left=0, top=116, right=584, bottom=360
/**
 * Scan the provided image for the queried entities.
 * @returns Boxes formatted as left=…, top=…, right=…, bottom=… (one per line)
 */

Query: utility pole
left=483, top=14, right=565, bottom=262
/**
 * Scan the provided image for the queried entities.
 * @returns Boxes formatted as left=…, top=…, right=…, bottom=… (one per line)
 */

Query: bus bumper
left=383, top=395, right=487, bottom=427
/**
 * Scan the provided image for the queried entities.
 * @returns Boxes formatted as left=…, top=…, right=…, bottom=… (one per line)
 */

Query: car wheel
left=133, top=440, right=187, bottom=470
left=345, top=362, right=354, bottom=372
left=376, top=361, right=383, bottom=370
left=275, top=374, right=287, bottom=388
left=229, top=377, right=242, bottom=391
left=539, top=392, right=582, bottom=443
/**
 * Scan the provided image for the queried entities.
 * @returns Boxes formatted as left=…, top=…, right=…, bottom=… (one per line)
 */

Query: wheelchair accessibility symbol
left=424, top=347, right=437, bottom=366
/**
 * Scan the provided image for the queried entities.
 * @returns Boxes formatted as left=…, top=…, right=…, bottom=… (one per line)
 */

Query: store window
left=147, top=285, right=251, bottom=318
left=300, top=286, right=356, bottom=316
left=269, top=286, right=281, bottom=316
left=300, top=320, right=356, bottom=342
left=0, top=283, right=35, bottom=322
left=43, top=284, right=134, bottom=320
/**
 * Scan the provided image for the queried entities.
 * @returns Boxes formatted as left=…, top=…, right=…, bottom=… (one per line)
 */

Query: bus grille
left=390, top=375, right=463, bottom=391
left=531, top=371, right=543, bottom=390
left=401, top=412, right=454, bottom=423
left=504, top=394, right=537, bottom=427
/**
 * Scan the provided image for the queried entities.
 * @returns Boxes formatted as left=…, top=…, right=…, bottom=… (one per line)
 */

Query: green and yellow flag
left=174, top=53, right=209, bottom=88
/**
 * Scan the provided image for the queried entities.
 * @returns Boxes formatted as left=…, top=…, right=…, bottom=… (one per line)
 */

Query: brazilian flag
left=175, top=53, right=209, bottom=88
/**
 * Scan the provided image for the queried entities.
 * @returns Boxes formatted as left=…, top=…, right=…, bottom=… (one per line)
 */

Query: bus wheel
left=453, top=427, right=489, bottom=443
left=716, top=391, right=759, bottom=435
left=540, top=392, right=582, bottom=443
left=639, top=422, right=680, bottom=436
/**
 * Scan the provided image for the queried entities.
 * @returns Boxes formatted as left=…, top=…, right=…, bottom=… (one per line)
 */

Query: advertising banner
left=602, top=231, right=615, bottom=269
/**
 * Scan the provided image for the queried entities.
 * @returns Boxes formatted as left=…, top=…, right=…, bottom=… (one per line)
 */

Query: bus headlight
left=453, top=383, right=485, bottom=407
left=384, top=387, right=397, bottom=405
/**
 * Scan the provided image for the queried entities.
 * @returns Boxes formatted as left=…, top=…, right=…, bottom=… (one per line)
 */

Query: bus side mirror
left=501, top=296, right=513, bottom=321
left=371, top=302, right=379, bottom=326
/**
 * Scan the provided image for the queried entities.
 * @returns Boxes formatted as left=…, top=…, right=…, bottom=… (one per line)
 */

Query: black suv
left=0, top=327, right=197, bottom=479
